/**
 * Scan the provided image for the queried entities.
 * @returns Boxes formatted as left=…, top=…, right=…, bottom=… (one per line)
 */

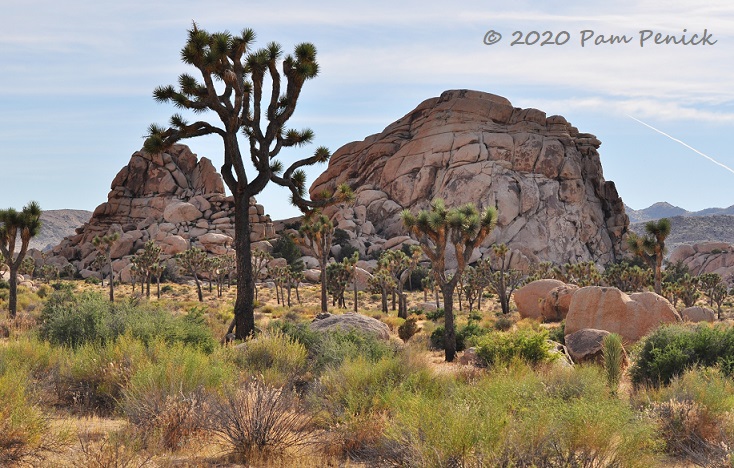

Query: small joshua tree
left=177, top=247, right=208, bottom=302
left=92, top=232, right=120, bottom=302
left=300, top=214, right=334, bottom=313
left=402, top=199, right=497, bottom=362
left=486, top=244, right=525, bottom=315
left=0, top=201, right=42, bottom=318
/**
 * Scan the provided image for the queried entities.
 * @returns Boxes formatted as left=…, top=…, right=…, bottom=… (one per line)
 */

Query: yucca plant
left=602, top=333, right=624, bottom=395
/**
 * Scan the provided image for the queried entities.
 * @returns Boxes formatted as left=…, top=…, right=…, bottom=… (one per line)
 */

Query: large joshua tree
left=402, top=199, right=497, bottom=362
left=144, top=24, right=350, bottom=339
left=627, top=218, right=671, bottom=295
left=0, top=201, right=42, bottom=318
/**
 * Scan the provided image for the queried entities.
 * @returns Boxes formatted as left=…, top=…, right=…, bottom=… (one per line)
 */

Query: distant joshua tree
left=92, top=232, right=120, bottom=302
left=0, top=201, right=42, bottom=317
left=627, top=218, right=671, bottom=295
left=402, top=199, right=497, bottom=362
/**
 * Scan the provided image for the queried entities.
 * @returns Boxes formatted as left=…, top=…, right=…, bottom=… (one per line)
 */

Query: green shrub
left=0, top=368, right=54, bottom=465
left=0, top=279, right=9, bottom=290
left=637, top=367, right=734, bottom=465
left=430, top=323, right=489, bottom=352
left=384, top=364, right=659, bottom=467
left=121, top=342, right=234, bottom=448
left=230, top=331, right=308, bottom=387
left=630, top=323, right=734, bottom=387
left=269, top=321, right=396, bottom=373
left=55, top=334, right=150, bottom=414
left=474, top=329, right=556, bottom=367
left=425, top=308, right=444, bottom=321
left=547, top=321, right=565, bottom=344
left=603, top=333, right=624, bottom=394
left=398, top=317, right=419, bottom=342
left=39, top=291, right=215, bottom=352
left=271, top=234, right=304, bottom=272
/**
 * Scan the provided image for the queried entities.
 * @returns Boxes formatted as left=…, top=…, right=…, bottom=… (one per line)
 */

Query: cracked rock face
left=310, top=89, right=628, bottom=268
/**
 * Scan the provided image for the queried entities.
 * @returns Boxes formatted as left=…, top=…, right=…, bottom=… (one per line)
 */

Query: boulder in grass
left=310, top=312, right=390, bottom=340
left=681, top=306, right=716, bottom=323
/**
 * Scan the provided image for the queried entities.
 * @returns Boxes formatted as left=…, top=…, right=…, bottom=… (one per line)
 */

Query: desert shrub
left=121, top=342, right=236, bottom=447
left=84, top=276, right=101, bottom=285
left=547, top=321, right=565, bottom=344
left=270, top=321, right=396, bottom=373
left=380, top=315, right=404, bottom=332
left=70, top=428, right=151, bottom=468
left=56, top=334, right=150, bottom=414
left=384, top=364, right=659, bottom=467
left=0, top=367, right=58, bottom=465
left=208, top=378, right=315, bottom=463
left=398, top=317, right=419, bottom=342
left=474, top=329, right=556, bottom=368
left=638, top=367, right=734, bottom=466
left=425, top=307, right=444, bottom=321
left=230, top=331, right=308, bottom=387
left=271, top=234, right=304, bottom=272
left=603, top=333, right=625, bottom=394
left=335, top=243, right=359, bottom=263
left=630, top=323, right=734, bottom=387
left=430, top=323, right=489, bottom=353
left=160, top=284, right=174, bottom=294
left=40, top=291, right=215, bottom=352
left=493, top=314, right=513, bottom=332
left=0, top=279, right=8, bottom=289
left=314, top=329, right=397, bottom=372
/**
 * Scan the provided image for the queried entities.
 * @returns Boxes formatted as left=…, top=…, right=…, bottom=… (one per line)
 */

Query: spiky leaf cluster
left=0, top=201, right=42, bottom=268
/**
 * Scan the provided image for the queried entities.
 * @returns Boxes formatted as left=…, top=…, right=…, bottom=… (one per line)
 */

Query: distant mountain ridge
left=629, top=214, right=734, bottom=253
left=625, top=202, right=734, bottom=224
left=30, top=209, right=92, bottom=252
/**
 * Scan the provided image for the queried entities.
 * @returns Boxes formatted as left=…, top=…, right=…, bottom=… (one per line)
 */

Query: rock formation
left=310, top=89, right=628, bottom=268
left=514, top=279, right=566, bottom=320
left=668, top=242, right=734, bottom=281
left=49, top=145, right=274, bottom=276
left=565, top=286, right=681, bottom=343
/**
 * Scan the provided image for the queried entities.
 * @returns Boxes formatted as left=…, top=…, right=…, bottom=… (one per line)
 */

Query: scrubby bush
left=230, top=331, right=308, bottom=387
left=425, top=307, right=444, bottom=321
left=121, top=342, right=234, bottom=448
left=630, top=323, right=734, bottom=387
left=0, top=368, right=52, bottom=465
left=383, top=364, right=659, bottom=467
left=637, top=367, right=734, bottom=465
left=208, top=378, right=315, bottom=463
left=398, top=317, right=419, bottom=342
left=39, top=291, right=215, bottom=352
left=474, top=329, right=556, bottom=368
left=269, top=321, right=396, bottom=373
left=430, top=323, right=489, bottom=353
left=493, top=314, right=513, bottom=332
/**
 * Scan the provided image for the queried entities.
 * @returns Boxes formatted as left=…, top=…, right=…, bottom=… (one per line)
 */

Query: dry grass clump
left=208, top=378, right=317, bottom=464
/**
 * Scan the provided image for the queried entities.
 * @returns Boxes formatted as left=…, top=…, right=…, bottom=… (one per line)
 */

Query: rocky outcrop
left=540, top=284, right=579, bottom=322
left=310, top=89, right=628, bottom=268
left=309, top=312, right=390, bottom=340
left=668, top=242, right=734, bottom=281
left=565, top=287, right=681, bottom=343
left=49, top=145, right=274, bottom=273
left=681, top=306, right=716, bottom=323
left=514, top=279, right=566, bottom=320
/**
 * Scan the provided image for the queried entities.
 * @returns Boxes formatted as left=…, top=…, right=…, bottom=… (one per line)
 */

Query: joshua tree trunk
left=8, top=265, right=18, bottom=318
left=193, top=273, right=203, bottom=302
left=107, top=260, right=115, bottom=302
left=654, top=253, right=663, bottom=295
left=381, top=287, right=388, bottom=314
left=233, top=194, right=256, bottom=339
left=320, top=253, right=329, bottom=313
left=442, top=286, right=457, bottom=362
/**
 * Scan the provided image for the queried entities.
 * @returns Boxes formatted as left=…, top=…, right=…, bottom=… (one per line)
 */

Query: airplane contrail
left=627, top=115, right=734, bottom=176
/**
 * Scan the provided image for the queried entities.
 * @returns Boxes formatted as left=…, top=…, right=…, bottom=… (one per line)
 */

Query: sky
left=1, top=0, right=734, bottom=220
